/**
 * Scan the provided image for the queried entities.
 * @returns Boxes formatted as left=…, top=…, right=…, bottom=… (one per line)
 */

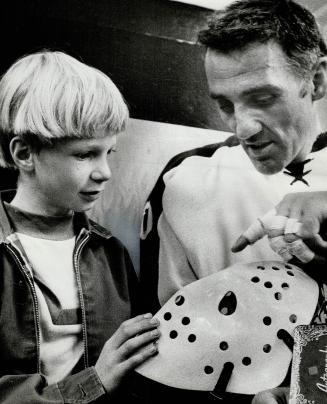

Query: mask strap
left=277, top=329, right=294, bottom=351
left=209, top=362, right=234, bottom=401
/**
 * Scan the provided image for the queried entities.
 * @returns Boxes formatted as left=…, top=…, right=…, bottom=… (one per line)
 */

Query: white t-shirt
left=16, top=233, right=83, bottom=385
left=158, top=144, right=327, bottom=304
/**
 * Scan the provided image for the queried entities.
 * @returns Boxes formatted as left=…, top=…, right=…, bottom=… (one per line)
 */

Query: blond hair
left=0, top=51, right=129, bottom=168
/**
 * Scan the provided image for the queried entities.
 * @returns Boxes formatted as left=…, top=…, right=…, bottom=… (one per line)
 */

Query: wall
left=90, top=118, right=230, bottom=273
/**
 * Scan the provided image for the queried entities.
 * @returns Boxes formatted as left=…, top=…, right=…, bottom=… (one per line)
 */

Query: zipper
left=5, top=243, right=41, bottom=373
left=73, top=230, right=90, bottom=369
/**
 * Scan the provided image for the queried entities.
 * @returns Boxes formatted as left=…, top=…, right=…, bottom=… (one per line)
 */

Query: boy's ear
left=9, top=136, right=35, bottom=172
left=312, top=57, right=327, bottom=101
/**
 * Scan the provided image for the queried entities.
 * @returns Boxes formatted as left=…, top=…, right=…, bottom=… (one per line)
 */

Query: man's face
left=205, top=42, right=317, bottom=174
left=31, top=133, right=116, bottom=216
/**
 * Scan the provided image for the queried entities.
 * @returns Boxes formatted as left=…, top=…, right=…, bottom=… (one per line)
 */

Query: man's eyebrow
left=210, top=85, right=282, bottom=100
left=241, top=84, right=282, bottom=97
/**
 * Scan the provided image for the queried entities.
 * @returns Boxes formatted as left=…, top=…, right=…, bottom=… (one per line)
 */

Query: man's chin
left=251, top=159, right=283, bottom=175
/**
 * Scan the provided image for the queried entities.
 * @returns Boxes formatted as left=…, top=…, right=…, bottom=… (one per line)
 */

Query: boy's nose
left=91, top=160, right=112, bottom=182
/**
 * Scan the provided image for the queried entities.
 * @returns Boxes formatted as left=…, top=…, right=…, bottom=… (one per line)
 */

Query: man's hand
left=252, top=387, right=290, bottom=404
left=94, top=313, right=160, bottom=394
left=231, top=192, right=327, bottom=265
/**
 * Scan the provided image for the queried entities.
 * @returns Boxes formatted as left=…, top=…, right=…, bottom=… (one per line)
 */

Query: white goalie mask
left=136, top=261, right=318, bottom=395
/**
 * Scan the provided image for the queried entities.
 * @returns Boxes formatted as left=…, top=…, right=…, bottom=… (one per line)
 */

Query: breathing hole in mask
left=289, top=314, right=297, bottom=323
left=169, top=330, right=178, bottom=339
left=257, top=265, right=265, bottom=270
left=272, top=266, right=280, bottom=271
left=219, top=341, right=228, bottom=351
left=164, top=312, right=172, bottom=320
left=281, top=283, right=289, bottom=290
left=264, top=281, right=273, bottom=288
left=287, top=271, right=295, bottom=277
left=204, top=366, right=214, bottom=374
left=188, top=334, right=196, bottom=343
left=251, top=276, right=260, bottom=283
left=263, top=344, right=271, bottom=353
left=175, top=295, right=185, bottom=306
left=274, top=292, right=282, bottom=300
left=242, top=357, right=251, bottom=366
left=263, top=316, right=272, bottom=326
left=182, top=316, right=190, bottom=325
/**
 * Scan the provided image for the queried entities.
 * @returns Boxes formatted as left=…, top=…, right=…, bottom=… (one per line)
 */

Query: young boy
left=0, top=51, right=160, bottom=403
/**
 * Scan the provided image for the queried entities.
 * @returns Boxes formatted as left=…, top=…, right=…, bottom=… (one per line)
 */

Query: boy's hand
left=252, top=387, right=290, bottom=404
left=94, top=313, right=160, bottom=394
left=231, top=192, right=327, bottom=265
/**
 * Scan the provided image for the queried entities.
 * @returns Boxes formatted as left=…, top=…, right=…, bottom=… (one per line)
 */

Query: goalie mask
left=136, top=261, right=318, bottom=395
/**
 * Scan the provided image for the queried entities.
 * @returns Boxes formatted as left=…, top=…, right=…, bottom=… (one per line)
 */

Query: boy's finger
left=120, top=342, right=159, bottom=373
left=118, top=328, right=161, bottom=359
left=114, top=315, right=160, bottom=347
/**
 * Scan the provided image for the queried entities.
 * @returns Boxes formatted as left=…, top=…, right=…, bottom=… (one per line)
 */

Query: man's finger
left=231, top=220, right=265, bottom=252
left=231, top=235, right=251, bottom=252
left=287, top=239, right=315, bottom=263
left=284, top=218, right=301, bottom=235
left=259, top=209, right=287, bottom=230
left=268, top=236, right=293, bottom=261
left=302, top=234, right=327, bottom=256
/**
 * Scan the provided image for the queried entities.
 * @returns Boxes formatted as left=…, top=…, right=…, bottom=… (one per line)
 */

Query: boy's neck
left=5, top=202, right=75, bottom=240
left=11, top=182, right=73, bottom=217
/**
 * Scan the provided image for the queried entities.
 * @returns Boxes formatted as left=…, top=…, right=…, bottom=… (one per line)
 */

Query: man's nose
left=91, top=158, right=112, bottom=182
left=233, top=108, right=262, bottom=140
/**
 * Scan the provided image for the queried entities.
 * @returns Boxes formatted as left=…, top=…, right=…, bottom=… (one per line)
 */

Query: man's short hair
left=0, top=50, right=129, bottom=168
left=198, top=0, right=327, bottom=79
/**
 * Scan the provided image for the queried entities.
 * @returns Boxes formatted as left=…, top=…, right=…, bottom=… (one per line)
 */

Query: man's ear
left=312, top=57, right=327, bottom=101
left=9, top=136, right=35, bottom=172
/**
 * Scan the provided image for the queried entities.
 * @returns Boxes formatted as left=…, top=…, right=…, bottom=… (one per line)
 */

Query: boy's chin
left=74, top=203, right=96, bottom=213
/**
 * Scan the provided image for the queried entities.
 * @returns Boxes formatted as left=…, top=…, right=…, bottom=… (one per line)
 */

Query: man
left=141, top=0, right=327, bottom=304
left=140, top=0, right=327, bottom=402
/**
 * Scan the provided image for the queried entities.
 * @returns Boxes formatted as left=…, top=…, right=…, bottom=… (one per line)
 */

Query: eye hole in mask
left=218, top=291, right=237, bottom=316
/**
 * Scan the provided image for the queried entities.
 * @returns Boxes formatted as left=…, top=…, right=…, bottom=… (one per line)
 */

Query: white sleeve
left=157, top=212, right=197, bottom=306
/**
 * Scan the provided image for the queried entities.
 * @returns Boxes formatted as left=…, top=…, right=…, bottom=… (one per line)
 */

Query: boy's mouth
left=80, top=190, right=102, bottom=201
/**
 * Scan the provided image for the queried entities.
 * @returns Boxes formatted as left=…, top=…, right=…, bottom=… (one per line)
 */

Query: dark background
left=0, top=0, right=224, bottom=190
left=1, top=0, right=225, bottom=130
left=0, top=0, right=325, bottom=189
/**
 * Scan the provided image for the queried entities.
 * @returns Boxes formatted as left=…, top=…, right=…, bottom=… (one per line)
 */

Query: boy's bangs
left=16, top=62, right=128, bottom=140
left=0, top=51, right=129, bottom=168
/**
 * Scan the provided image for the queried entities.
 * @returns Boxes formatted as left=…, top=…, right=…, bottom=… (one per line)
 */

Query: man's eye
left=107, top=149, right=116, bottom=156
left=252, top=95, right=277, bottom=107
left=218, top=102, right=234, bottom=114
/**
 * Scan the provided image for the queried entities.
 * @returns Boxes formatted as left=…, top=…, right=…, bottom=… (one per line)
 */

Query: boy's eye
left=107, top=148, right=116, bottom=156
left=74, top=152, right=93, bottom=160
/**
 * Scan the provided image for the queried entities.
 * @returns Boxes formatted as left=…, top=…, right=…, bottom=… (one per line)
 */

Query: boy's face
left=205, top=41, right=318, bottom=175
left=31, top=133, right=116, bottom=215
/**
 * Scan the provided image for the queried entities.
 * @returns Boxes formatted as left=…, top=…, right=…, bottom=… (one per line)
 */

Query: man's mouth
left=245, top=141, right=273, bottom=158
